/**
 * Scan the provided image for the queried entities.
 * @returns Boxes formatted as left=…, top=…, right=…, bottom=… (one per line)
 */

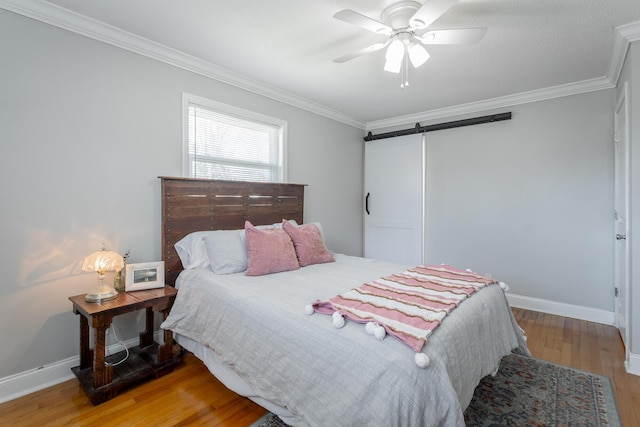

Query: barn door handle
left=365, top=193, right=370, bottom=215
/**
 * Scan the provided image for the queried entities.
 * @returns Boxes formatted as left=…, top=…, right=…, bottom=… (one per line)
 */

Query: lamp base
left=85, top=288, right=118, bottom=303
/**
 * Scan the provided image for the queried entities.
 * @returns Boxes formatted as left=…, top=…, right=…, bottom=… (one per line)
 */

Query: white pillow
left=174, top=231, right=216, bottom=269
left=256, top=219, right=298, bottom=230
left=203, top=230, right=248, bottom=274
left=174, top=221, right=298, bottom=271
left=310, top=222, right=327, bottom=246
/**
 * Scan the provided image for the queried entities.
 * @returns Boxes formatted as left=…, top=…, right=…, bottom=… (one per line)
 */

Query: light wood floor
left=1, top=308, right=639, bottom=426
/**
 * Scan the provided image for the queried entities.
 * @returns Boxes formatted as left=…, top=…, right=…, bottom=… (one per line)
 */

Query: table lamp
left=82, top=248, right=125, bottom=302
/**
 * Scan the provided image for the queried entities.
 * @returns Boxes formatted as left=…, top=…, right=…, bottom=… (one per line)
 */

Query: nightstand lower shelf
left=71, top=342, right=181, bottom=405
left=69, top=287, right=181, bottom=405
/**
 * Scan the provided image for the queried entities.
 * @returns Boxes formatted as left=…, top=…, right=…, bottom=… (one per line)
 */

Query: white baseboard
left=505, top=292, right=615, bottom=325
left=507, top=293, right=640, bottom=377
left=0, top=355, right=77, bottom=405
left=0, top=330, right=164, bottom=404
left=626, top=352, right=640, bottom=376
left=0, top=296, right=630, bottom=404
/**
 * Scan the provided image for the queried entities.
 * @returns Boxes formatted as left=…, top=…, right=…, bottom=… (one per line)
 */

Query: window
left=183, top=93, right=287, bottom=182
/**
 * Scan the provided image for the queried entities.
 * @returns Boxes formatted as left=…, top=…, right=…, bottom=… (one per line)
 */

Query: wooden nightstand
left=69, top=286, right=181, bottom=405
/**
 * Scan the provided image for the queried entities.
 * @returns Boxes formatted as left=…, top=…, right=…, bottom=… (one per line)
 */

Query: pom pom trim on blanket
left=309, top=264, right=501, bottom=367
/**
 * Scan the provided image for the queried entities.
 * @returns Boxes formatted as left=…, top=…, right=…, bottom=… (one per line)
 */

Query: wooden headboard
left=160, top=177, right=306, bottom=286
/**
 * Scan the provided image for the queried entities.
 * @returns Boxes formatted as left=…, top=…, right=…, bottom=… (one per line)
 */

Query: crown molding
left=367, top=19, right=640, bottom=131
left=365, top=76, right=613, bottom=131
left=3, top=1, right=639, bottom=133
left=0, top=0, right=366, bottom=129
left=619, top=19, right=640, bottom=43
left=607, top=20, right=640, bottom=87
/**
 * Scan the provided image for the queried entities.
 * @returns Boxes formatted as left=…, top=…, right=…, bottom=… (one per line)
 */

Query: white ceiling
left=6, top=0, right=640, bottom=128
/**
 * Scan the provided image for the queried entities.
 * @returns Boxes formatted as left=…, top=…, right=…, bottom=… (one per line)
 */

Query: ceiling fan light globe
left=408, top=43, right=430, bottom=68
left=385, top=39, right=405, bottom=61
left=384, top=58, right=402, bottom=73
left=384, top=39, right=405, bottom=73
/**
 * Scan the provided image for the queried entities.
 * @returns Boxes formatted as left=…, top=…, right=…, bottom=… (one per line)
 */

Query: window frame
left=182, top=93, right=287, bottom=182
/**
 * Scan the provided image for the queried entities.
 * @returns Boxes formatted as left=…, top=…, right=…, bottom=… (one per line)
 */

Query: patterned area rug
left=250, top=353, right=621, bottom=426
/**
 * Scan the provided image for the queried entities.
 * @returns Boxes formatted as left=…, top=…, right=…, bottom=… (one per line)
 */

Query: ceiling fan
left=333, top=0, right=486, bottom=85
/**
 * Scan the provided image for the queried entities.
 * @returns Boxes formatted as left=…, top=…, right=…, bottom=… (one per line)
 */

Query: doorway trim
left=614, top=81, right=631, bottom=370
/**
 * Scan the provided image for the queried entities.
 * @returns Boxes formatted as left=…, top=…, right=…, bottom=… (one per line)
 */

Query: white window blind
left=184, top=95, right=286, bottom=182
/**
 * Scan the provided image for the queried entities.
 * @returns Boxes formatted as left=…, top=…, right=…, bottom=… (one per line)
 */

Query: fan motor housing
left=381, top=1, right=422, bottom=29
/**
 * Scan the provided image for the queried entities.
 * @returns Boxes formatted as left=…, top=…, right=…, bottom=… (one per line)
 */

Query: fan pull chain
left=401, top=53, right=409, bottom=88
left=405, top=53, right=410, bottom=87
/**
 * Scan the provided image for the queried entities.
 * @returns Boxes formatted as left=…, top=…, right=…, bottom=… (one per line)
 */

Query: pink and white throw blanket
left=309, top=265, right=502, bottom=367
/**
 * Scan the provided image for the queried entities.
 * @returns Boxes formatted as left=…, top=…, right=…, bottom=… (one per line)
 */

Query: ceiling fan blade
left=409, top=0, right=459, bottom=29
left=333, top=41, right=390, bottom=63
left=334, top=9, right=392, bottom=35
left=416, top=28, right=487, bottom=45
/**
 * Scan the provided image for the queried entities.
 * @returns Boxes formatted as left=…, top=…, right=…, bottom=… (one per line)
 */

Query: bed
left=158, top=176, right=529, bottom=426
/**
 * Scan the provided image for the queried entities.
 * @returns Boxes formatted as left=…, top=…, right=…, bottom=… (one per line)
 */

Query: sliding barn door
left=364, top=134, right=424, bottom=265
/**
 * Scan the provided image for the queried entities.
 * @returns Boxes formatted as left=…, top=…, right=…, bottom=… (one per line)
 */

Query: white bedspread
left=161, top=254, right=529, bottom=426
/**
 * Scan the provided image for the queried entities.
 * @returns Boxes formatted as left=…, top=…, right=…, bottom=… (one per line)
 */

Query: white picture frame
left=125, top=261, right=165, bottom=291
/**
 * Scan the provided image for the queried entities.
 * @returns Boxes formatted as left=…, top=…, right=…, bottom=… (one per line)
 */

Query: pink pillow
left=245, top=221, right=299, bottom=276
left=283, top=220, right=335, bottom=267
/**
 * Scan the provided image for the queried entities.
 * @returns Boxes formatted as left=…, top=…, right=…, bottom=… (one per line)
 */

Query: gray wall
left=0, top=10, right=364, bottom=378
left=370, top=90, right=615, bottom=312
left=422, top=92, right=614, bottom=310
left=618, top=41, right=639, bottom=357
left=0, top=6, right=628, bottom=383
